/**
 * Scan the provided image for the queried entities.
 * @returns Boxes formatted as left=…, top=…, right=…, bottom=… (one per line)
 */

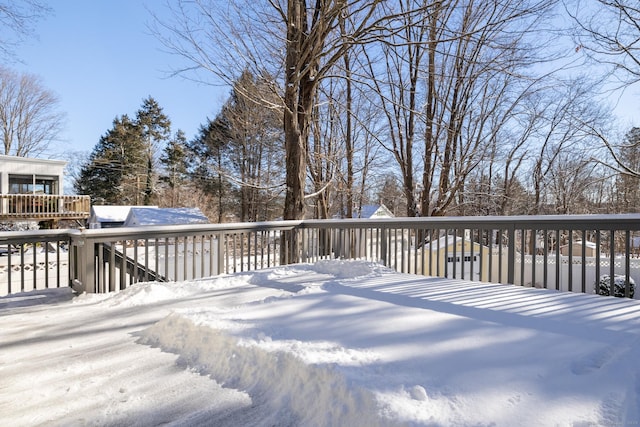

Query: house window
left=8, top=175, right=58, bottom=194
left=35, top=177, right=58, bottom=194
left=9, top=175, right=31, bottom=194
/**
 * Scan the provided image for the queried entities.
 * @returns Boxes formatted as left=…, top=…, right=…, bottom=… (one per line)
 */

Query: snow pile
left=3, top=259, right=640, bottom=426
left=140, top=313, right=393, bottom=427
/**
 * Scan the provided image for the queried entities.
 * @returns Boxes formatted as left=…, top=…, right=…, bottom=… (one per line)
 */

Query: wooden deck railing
left=2, top=215, right=640, bottom=298
left=0, top=194, right=90, bottom=221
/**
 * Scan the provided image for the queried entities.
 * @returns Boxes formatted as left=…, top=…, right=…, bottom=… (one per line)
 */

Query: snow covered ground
left=2, top=259, right=640, bottom=426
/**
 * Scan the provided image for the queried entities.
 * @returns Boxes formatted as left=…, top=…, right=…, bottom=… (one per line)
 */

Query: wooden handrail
left=0, top=194, right=90, bottom=220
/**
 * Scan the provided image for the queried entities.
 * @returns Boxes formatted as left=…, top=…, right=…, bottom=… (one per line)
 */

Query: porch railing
left=1, top=214, right=640, bottom=298
left=0, top=194, right=91, bottom=220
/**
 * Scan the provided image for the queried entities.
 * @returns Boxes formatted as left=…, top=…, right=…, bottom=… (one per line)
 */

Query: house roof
left=89, top=206, right=155, bottom=223
left=123, top=207, right=209, bottom=227
left=423, top=235, right=488, bottom=250
left=424, top=235, right=462, bottom=248
left=0, top=154, right=67, bottom=167
left=355, top=204, right=394, bottom=219
left=560, top=240, right=597, bottom=249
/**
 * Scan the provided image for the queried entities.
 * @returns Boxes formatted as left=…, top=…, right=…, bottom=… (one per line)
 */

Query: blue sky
left=13, top=0, right=229, bottom=158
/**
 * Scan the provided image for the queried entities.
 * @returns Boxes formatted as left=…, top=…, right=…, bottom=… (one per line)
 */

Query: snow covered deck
left=2, top=260, right=639, bottom=426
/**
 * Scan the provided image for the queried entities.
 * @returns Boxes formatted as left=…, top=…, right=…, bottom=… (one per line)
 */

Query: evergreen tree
left=159, top=130, right=189, bottom=207
left=376, top=174, right=405, bottom=217
left=187, top=116, right=235, bottom=222
left=218, top=70, right=284, bottom=221
left=135, top=96, right=172, bottom=205
left=187, top=70, right=284, bottom=222
left=75, top=115, right=145, bottom=204
left=76, top=97, right=172, bottom=206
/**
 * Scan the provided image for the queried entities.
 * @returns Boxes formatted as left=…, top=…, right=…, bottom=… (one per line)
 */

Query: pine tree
left=75, top=115, right=145, bottom=204
left=222, top=70, right=284, bottom=221
left=160, top=130, right=189, bottom=207
left=187, top=116, right=234, bottom=222
left=186, top=71, right=284, bottom=222
left=376, top=174, right=405, bottom=217
left=135, top=96, right=171, bottom=205
left=76, top=97, right=172, bottom=206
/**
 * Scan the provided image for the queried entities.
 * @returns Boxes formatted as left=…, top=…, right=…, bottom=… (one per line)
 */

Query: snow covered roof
left=123, top=207, right=209, bottom=227
left=90, top=206, right=152, bottom=223
left=560, top=240, right=597, bottom=249
left=425, top=235, right=461, bottom=246
left=423, top=235, right=489, bottom=250
left=354, top=204, right=394, bottom=219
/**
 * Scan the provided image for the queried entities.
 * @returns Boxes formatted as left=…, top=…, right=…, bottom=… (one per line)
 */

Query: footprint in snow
left=571, top=346, right=617, bottom=375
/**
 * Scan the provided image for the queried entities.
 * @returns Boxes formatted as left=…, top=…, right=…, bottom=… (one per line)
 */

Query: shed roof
left=560, top=240, right=597, bottom=249
left=423, top=235, right=489, bottom=251
left=89, top=206, right=154, bottom=223
left=123, top=207, right=209, bottom=227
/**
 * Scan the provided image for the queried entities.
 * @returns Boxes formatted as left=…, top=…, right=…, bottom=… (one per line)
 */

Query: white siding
left=0, top=155, right=66, bottom=195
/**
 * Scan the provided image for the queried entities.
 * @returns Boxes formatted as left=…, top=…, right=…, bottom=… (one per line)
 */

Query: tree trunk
left=281, top=0, right=320, bottom=263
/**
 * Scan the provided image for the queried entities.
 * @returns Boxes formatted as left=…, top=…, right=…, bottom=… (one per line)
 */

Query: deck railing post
left=380, top=227, right=388, bottom=266
left=507, top=225, right=516, bottom=285
left=336, top=228, right=343, bottom=259
left=70, top=230, right=95, bottom=293
left=216, top=232, right=224, bottom=275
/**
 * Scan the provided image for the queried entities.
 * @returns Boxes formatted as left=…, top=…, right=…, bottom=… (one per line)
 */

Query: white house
left=355, top=204, right=394, bottom=219
left=0, top=155, right=66, bottom=196
left=0, top=155, right=90, bottom=225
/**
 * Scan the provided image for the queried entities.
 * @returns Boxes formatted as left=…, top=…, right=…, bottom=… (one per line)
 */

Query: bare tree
left=526, top=78, right=605, bottom=214
left=308, top=59, right=385, bottom=219
left=0, top=66, right=65, bottom=157
left=548, top=152, right=600, bottom=214
left=358, top=0, right=426, bottom=217
left=567, top=0, right=640, bottom=180
left=152, top=0, right=432, bottom=260
left=614, top=127, right=640, bottom=211
left=358, top=0, right=558, bottom=217
left=0, top=0, right=50, bottom=61
left=423, top=1, right=563, bottom=217
left=567, top=0, right=640, bottom=86
left=308, top=84, right=339, bottom=219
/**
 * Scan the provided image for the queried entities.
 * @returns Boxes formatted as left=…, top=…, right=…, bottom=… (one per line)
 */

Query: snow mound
left=311, top=259, right=390, bottom=279
left=139, top=312, right=401, bottom=427
left=93, top=274, right=277, bottom=308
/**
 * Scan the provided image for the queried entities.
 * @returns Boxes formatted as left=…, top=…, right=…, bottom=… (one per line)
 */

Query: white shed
left=560, top=240, right=597, bottom=257
left=88, top=206, right=155, bottom=229
left=421, top=235, right=490, bottom=282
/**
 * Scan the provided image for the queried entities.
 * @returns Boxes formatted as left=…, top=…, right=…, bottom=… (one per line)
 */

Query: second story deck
left=0, top=194, right=90, bottom=221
